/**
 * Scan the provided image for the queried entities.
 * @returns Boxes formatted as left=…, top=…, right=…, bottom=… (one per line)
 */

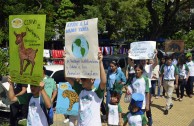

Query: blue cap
left=130, top=93, right=144, bottom=108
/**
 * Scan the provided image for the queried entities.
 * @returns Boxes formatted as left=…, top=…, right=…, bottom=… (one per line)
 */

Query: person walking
left=175, top=57, right=190, bottom=101
left=106, top=60, right=126, bottom=115
left=160, top=55, right=179, bottom=115
left=9, top=83, right=28, bottom=126
left=186, top=52, right=194, bottom=98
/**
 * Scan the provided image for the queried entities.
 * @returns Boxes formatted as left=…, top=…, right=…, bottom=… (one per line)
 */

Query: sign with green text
left=9, top=15, right=46, bottom=85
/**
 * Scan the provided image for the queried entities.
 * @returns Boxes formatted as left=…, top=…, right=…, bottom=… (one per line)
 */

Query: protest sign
left=65, top=18, right=100, bottom=79
left=9, top=15, right=46, bottom=85
left=129, top=41, right=156, bottom=59
left=56, top=82, right=79, bottom=115
left=165, top=40, right=184, bottom=53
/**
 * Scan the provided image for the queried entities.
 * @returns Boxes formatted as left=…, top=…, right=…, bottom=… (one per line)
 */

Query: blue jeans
left=106, top=89, right=111, bottom=108
left=151, top=80, right=157, bottom=96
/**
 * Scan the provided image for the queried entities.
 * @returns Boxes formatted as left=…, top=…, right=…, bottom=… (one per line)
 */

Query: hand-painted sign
left=129, top=41, right=156, bottom=59
left=65, top=18, right=100, bottom=79
left=56, top=82, right=79, bottom=116
left=9, top=15, right=46, bottom=85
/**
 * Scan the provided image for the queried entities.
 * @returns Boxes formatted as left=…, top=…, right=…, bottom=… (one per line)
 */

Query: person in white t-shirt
left=64, top=52, right=106, bottom=126
left=123, top=93, right=147, bottom=126
left=160, top=55, right=179, bottom=115
left=107, top=90, right=122, bottom=126
left=186, top=52, right=194, bottom=98
left=127, top=49, right=158, bottom=126
left=8, top=80, right=51, bottom=126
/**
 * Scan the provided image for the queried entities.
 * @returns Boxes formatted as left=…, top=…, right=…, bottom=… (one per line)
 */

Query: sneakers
left=164, top=110, right=168, bottom=115
left=179, top=98, right=183, bottom=101
left=64, top=118, right=69, bottom=123
left=18, top=118, right=27, bottom=124
left=155, top=96, right=159, bottom=99
left=147, top=117, right=153, bottom=126
left=170, top=104, right=173, bottom=109
left=175, top=98, right=180, bottom=101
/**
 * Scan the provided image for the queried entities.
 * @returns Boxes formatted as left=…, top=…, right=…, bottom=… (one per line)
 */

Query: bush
left=0, top=48, right=9, bottom=77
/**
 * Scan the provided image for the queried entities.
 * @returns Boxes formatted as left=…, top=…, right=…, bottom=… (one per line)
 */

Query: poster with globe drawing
left=65, top=18, right=100, bottom=78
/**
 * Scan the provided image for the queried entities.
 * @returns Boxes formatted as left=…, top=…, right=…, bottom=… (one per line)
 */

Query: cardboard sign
left=129, top=41, right=156, bottom=59
left=65, top=18, right=100, bottom=79
left=165, top=40, right=184, bottom=53
left=56, top=82, right=79, bottom=116
left=9, top=15, right=46, bottom=85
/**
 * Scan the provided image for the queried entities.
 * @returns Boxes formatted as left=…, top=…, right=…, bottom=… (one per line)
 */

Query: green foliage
left=0, top=0, right=191, bottom=48
left=182, top=30, right=194, bottom=49
left=0, top=48, right=9, bottom=76
left=55, top=0, right=75, bottom=35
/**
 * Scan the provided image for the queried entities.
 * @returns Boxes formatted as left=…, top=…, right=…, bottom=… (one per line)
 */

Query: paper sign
left=56, top=82, right=79, bottom=116
left=65, top=18, right=100, bottom=79
left=9, top=15, right=46, bottom=85
left=129, top=41, right=156, bottom=59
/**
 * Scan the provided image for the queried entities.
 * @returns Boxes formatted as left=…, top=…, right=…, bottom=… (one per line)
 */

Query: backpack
left=39, top=96, right=54, bottom=125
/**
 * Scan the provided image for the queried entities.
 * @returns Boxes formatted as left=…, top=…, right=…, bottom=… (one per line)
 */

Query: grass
left=1, top=120, right=26, bottom=126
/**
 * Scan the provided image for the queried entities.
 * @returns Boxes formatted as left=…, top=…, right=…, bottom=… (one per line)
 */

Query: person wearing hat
left=123, top=93, right=147, bottom=126
left=186, top=52, right=194, bottom=98
left=160, top=55, right=179, bottom=115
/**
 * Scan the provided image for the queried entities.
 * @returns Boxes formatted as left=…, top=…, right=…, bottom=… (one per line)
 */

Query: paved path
left=52, top=91, right=194, bottom=126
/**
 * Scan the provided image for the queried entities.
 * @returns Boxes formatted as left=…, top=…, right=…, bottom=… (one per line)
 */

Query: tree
left=0, top=48, right=8, bottom=76
left=55, top=0, right=75, bottom=36
left=145, top=0, right=190, bottom=40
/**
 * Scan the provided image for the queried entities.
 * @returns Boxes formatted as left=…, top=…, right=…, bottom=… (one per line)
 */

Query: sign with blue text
left=129, top=41, right=156, bottom=60
left=56, top=82, right=79, bottom=116
left=65, top=18, right=100, bottom=79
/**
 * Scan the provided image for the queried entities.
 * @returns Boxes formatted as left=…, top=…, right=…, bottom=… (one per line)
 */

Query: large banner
left=9, top=15, right=46, bottom=85
left=129, top=41, right=156, bottom=59
left=65, top=18, right=100, bottom=79
left=56, top=82, right=79, bottom=115
left=165, top=40, right=184, bottom=53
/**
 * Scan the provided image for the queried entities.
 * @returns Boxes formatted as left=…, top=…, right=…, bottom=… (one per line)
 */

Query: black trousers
left=186, top=76, right=194, bottom=96
left=176, top=79, right=186, bottom=98
left=10, top=102, right=28, bottom=126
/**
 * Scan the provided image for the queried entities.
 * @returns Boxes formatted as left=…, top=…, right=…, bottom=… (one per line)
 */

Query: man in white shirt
left=186, top=52, right=194, bottom=98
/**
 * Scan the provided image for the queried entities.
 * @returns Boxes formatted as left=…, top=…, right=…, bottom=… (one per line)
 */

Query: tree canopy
left=0, top=0, right=193, bottom=49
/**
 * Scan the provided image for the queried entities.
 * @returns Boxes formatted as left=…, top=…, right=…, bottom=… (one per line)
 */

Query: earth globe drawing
left=72, top=36, right=89, bottom=58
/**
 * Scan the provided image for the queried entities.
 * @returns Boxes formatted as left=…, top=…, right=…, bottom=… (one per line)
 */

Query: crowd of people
left=7, top=50, right=194, bottom=126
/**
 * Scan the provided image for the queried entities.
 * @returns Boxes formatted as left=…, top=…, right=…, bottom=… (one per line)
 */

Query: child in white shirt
left=123, top=93, right=147, bottom=126
left=107, top=90, right=122, bottom=126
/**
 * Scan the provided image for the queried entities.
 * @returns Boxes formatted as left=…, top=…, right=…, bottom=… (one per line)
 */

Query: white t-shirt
left=127, top=113, right=147, bottom=126
left=128, top=76, right=149, bottom=109
left=144, top=64, right=152, bottom=88
left=186, top=61, right=194, bottom=76
left=27, top=97, right=48, bottom=126
left=78, top=90, right=102, bottom=126
left=108, top=104, right=119, bottom=125
left=160, top=64, right=178, bottom=80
